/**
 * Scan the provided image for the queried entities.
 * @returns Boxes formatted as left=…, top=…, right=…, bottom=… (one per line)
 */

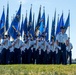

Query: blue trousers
left=58, top=43, right=67, bottom=65
left=67, top=51, right=72, bottom=64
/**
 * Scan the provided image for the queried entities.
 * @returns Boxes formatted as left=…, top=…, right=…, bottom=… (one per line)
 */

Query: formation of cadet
left=0, top=26, right=73, bottom=65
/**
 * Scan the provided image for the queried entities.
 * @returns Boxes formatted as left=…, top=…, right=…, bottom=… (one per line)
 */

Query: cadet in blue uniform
left=1, top=35, right=8, bottom=64
left=0, top=35, right=3, bottom=64
left=29, top=38, right=36, bottom=64
left=9, top=40, right=15, bottom=64
left=36, top=38, right=42, bottom=64
left=24, top=35, right=29, bottom=64
left=44, top=42, right=50, bottom=64
left=6, top=35, right=12, bottom=64
left=56, top=26, right=68, bottom=65
left=66, top=38, right=73, bottom=64
left=14, top=34, right=22, bottom=64
left=50, top=37, right=56, bottom=64
left=33, top=38, right=37, bottom=64
left=40, top=36, right=45, bottom=64
left=20, top=42, right=26, bottom=64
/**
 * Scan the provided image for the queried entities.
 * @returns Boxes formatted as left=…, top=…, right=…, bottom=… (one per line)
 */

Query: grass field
left=0, top=64, right=76, bottom=75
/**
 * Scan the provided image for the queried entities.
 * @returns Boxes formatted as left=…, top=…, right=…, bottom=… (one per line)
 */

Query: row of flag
left=0, top=3, right=70, bottom=41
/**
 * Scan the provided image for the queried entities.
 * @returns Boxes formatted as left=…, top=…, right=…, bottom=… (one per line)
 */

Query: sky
left=0, top=0, right=76, bottom=59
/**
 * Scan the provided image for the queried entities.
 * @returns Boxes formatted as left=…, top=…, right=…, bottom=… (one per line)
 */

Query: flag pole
left=22, top=14, right=23, bottom=41
left=68, top=10, right=70, bottom=39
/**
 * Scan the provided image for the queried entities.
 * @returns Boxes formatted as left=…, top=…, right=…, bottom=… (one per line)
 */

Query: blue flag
left=0, top=7, right=5, bottom=37
left=35, top=5, right=41, bottom=36
left=39, top=22, right=44, bottom=34
left=45, top=15, right=49, bottom=41
left=29, top=13, right=35, bottom=38
left=59, top=12, right=64, bottom=27
left=23, top=11, right=28, bottom=35
left=29, top=4, right=32, bottom=25
left=56, top=13, right=64, bottom=35
left=50, top=10, right=56, bottom=41
left=56, top=15, right=60, bottom=35
left=39, top=7, right=45, bottom=34
left=9, top=4, right=21, bottom=39
left=6, top=3, right=9, bottom=31
left=20, top=15, right=24, bottom=36
left=36, top=5, right=41, bottom=27
left=65, top=11, right=70, bottom=32
left=28, top=4, right=32, bottom=32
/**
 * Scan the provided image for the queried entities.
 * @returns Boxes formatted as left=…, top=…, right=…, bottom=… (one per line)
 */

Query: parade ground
left=0, top=64, right=76, bottom=75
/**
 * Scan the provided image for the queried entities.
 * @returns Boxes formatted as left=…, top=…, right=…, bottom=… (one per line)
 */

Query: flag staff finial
left=40, top=5, right=42, bottom=7
left=3, top=6, right=5, bottom=9
left=26, top=10, right=27, bottom=13
left=58, top=14, right=59, bottom=17
left=68, top=10, right=70, bottom=13
left=62, top=10, right=63, bottom=13
left=31, top=4, right=32, bottom=6
left=43, top=6, right=45, bottom=9
left=7, top=1, right=9, bottom=5
left=20, top=1, right=22, bottom=5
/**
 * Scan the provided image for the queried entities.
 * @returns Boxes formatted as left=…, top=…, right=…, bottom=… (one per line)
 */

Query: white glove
left=31, top=47, right=33, bottom=50
left=66, top=47, right=68, bottom=50
left=58, top=46, right=61, bottom=50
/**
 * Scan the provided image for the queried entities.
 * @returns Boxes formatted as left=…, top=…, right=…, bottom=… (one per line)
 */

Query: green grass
left=0, top=64, right=76, bottom=75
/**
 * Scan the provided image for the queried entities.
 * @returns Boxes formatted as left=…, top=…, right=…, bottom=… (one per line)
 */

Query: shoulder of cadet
left=64, top=33, right=68, bottom=36
left=56, top=32, right=61, bottom=37
left=70, top=43, right=73, bottom=46
left=59, top=32, right=62, bottom=34
left=58, top=32, right=61, bottom=35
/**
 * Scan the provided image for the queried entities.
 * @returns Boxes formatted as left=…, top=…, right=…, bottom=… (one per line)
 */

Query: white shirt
left=33, top=44, right=37, bottom=49
left=0, top=41, right=3, bottom=53
left=66, top=43, right=73, bottom=52
left=8, top=40, right=14, bottom=52
left=10, top=45, right=14, bottom=52
left=0, top=46, right=3, bottom=53
left=29, top=40, right=35, bottom=48
left=40, top=40, right=45, bottom=50
left=2, top=38, right=12, bottom=49
left=46, top=44, right=50, bottom=54
left=14, top=39, right=23, bottom=49
left=54, top=43, right=58, bottom=54
left=2, top=39, right=8, bottom=49
left=56, top=32, right=68, bottom=43
left=33, top=40, right=37, bottom=49
left=20, top=42, right=26, bottom=51
left=37, top=41, right=42, bottom=49
left=50, top=43, right=57, bottom=52
left=25, top=42, right=29, bottom=49
left=0, top=40, right=3, bottom=53
left=39, top=48, right=41, bottom=55
left=45, top=41, right=49, bottom=47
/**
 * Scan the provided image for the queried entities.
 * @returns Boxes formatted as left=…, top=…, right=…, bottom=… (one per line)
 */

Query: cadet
left=66, top=38, right=73, bottom=64
left=50, top=37, right=56, bottom=64
left=9, top=41, right=15, bottom=64
left=24, top=35, right=30, bottom=64
left=56, top=26, right=68, bottom=65
left=29, top=37, right=36, bottom=64
left=1, top=35, right=8, bottom=64
left=0, top=35, right=3, bottom=64
left=44, top=43, right=50, bottom=64
left=36, top=38, right=42, bottom=64
left=14, top=34, right=22, bottom=64
left=6, top=35, right=12, bottom=64
left=40, top=36, right=45, bottom=64
left=20, top=42, right=26, bottom=64
left=27, top=37, right=34, bottom=64
left=33, top=37, right=37, bottom=64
